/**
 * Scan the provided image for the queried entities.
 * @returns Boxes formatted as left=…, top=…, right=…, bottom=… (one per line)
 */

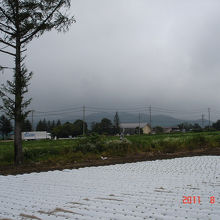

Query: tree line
left=0, top=115, right=32, bottom=139
left=2, top=113, right=220, bottom=140
left=91, top=112, right=120, bottom=135
left=0, top=111, right=121, bottom=139
left=37, top=112, right=120, bottom=138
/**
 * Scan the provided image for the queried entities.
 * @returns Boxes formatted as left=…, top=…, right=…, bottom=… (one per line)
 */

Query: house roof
left=120, top=123, right=150, bottom=129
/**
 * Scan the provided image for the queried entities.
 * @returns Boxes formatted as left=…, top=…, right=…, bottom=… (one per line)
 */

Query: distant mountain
left=55, top=112, right=211, bottom=128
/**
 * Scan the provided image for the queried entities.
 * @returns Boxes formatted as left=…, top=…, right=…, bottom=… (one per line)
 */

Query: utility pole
left=149, top=105, right=152, bottom=128
left=201, top=114, right=204, bottom=129
left=31, top=110, right=34, bottom=131
left=208, top=108, right=211, bottom=130
left=138, top=112, right=141, bottom=135
left=83, top=105, right=85, bottom=135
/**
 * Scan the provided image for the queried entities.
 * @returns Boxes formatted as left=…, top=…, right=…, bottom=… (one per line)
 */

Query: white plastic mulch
left=0, top=156, right=219, bottom=220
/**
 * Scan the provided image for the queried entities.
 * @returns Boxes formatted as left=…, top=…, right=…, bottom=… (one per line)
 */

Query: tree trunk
left=14, top=1, right=23, bottom=165
left=14, top=41, right=23, bottom=165
left=14, top=117, right=22, bottom=164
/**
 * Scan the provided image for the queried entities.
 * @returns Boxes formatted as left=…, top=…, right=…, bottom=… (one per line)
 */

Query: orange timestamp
left=182, top=196, right=216, bottom=204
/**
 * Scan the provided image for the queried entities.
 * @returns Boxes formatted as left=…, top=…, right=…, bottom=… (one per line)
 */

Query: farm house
left=120, top=123, right=151, bottom=135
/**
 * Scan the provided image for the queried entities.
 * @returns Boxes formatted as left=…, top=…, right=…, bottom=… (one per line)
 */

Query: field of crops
left=0, top=132, right=220, bottom=166
left=0, top=156, right=219, bottom=219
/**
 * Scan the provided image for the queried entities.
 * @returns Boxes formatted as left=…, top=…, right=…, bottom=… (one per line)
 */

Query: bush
left=74, top=134, right=106, bottom=154
left=23, top=147, right=61, bottom=161
left=162, top=142, right=179, bottom=153
left=185, top=144, right=197, bottom=151
left=154, top=138, right=179, bottom=153
left=183, top=135, right=208, bottom=151
left=105, top=139, right=132, bottom=156
left=213, top=136, right=220, bottom=146
left=74, top=135, right=133, bottom=156
left=190, top=135, right=207, bottom=146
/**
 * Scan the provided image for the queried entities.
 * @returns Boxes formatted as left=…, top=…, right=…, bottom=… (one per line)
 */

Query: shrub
left=23, top=147, right=61, bottom=161
left=184, top=135, right=208, bottom=151
left=213, top=136, right=220, bottom=147
left=162, top=142, right=179, bottom=153
left=191, top=135, right=207, bottom=146
left=105, top=139, right=132, bottom=156
left=74, top=134, right=106, bottom=154
left=185, top=144, right=197, bottom=151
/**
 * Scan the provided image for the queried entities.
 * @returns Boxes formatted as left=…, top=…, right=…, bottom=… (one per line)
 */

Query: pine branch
left=0, top=38, right=16, bottom=48
left=0, top=22, right=16, bottom=32
left=0, top=45, right=8, bottom=50
left=21, top=48, right=27, bottom=53
left=0, top=92, right=14, bottom=105
left=0, top=27, right=14, bottom=36
left=7, top=0, right=16, bottom=21
left=0, top=49, right=15, bottom=56
left=21, top=0, right=64, bottom=44
left=0, top=7, right=15, bottom=26
left=0, top=65, right=14, bottom=70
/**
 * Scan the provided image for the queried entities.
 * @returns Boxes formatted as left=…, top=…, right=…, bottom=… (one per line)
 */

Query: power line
left=32, top=104, right=217, bottom=116
left=35, top=106, right=82, bottom=114
left=152, top=105, right=207, bottom=112
left=29, top=110, right=82, bottom=117
left=138, top=112, right=141, bottom=135
left=83, top=105, right=85, bottom=135
left=201, top=114, right=204, bottom=128
left=86, top=106, right=146, bottom=112
left=208, top=108, right=211, bottom=129
left=25, top=104, right=220, bottom=124
left=31, top=110, right=34, bottom=131
left=152, top=107, right=203, bottom=114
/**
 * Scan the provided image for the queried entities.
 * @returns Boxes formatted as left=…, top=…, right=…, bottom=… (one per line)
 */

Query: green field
left=0, top=132, right=220, bottom=166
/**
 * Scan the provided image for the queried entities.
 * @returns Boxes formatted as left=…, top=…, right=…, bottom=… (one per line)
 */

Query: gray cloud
left=1, top=0, right=220, bottom=120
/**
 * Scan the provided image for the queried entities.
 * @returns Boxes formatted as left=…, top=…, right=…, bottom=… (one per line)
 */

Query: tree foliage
left=22, top=119, right=32, bottom=131
left=0, top=115, right=13, bottom=139
left=178, top=123, right=203, bottom=132
left=212, top=120, right=220, bottom=130
left=36, top=119, right=57, bottom=132
left=113, top=112, right=120, bottom=134
left=91, top=118, right=113, bottom=135
left=154, top=126, right=163, bottom=134
left=0, top=0, right=74, bottom=164
left=52, top=119, right=87, bottom=138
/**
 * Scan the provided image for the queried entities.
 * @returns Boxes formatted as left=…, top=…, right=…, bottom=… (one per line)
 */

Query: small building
left=163, top=127, right=180, bottom=133
left=153, top=127, right=180, bottom=134
left=120, top=123, right=151, bottom=135
left=163, top=127, right=172, bottom=133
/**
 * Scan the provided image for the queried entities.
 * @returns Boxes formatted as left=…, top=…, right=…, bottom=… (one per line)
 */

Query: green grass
left=126, top=131, right=220, bottom=153
left=0, top=139, right=79, bottom=165
left=0, top=131, right=220, bottom=166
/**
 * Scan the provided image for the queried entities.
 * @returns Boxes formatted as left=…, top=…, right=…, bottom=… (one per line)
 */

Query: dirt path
left=0, top=147, right=220, bottom=175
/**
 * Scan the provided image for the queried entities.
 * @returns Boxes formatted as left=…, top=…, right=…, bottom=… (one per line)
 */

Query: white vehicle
left=22, top=131, right=51, bottom=140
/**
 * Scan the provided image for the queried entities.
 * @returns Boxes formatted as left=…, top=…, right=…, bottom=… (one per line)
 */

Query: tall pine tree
left=113, top=112, right=120, bottom=134
left=0, top=0, right=74, bottom=164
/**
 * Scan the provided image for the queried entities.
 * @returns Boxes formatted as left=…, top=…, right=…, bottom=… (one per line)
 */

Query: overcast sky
left=1, top=0, right=220, bottom=120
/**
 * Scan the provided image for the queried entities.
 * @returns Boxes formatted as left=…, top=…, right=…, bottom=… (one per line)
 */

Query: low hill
left=58, top=112, right=210, bottom=128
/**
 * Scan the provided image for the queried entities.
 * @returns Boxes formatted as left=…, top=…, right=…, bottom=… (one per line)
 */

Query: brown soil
left=0, top=147, right=220, bottom=176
